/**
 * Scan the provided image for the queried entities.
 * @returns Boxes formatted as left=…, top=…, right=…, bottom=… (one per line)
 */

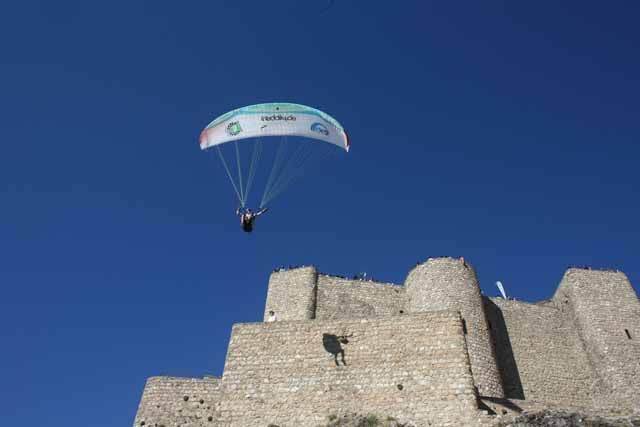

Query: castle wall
left=133, top=260, right=640, bottom=426
left=219, top=311, right=481, bottom=427
left=263, top=266, right=317, bottom=321
left=553, top=268, right=640, bottom=408
left=133, top=376, right=222, bottom=427
left=404, top=258, right=504, bottom=397
left=484, top=298, right=596, bottom=406
left=315, top=275, right=405, bottom=320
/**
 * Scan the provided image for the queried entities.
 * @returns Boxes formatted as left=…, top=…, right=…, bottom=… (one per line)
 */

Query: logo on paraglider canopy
left=226, top=121, right=242, bottom=136
left=310, top=122, right=329, bottom=136
left=260, top=114, right=296, bottom=122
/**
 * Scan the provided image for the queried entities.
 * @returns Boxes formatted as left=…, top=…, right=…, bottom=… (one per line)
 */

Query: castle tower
left=554, top=268, right=640, bottom=407
left=404, top=257, right=504, bottom=397
left=263, top=266, right=318, bottom=321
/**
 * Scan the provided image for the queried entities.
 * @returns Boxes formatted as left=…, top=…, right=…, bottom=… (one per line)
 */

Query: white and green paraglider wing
left=199, top=103, right=349, bottom=152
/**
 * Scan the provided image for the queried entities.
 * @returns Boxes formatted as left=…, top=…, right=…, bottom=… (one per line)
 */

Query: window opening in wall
left=399, top=310, right=404, bottom=314
left=625, top=329, right=632, bottom=339
left=488, top=320, right=492, bottom=330
left=462, top=319, right=468, bottom=335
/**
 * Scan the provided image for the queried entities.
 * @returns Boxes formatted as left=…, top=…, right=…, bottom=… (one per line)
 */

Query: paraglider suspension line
left=234, top=141, right=245, bottom=206
left=262, top=141, right=314, bottom=206
left=243, top=138, right=263, bottom=205
left=260, top=139, right=338, bottom=207
left=260, top=136, right=288, bottom=208
left=216, top=146, right=243, bottom=206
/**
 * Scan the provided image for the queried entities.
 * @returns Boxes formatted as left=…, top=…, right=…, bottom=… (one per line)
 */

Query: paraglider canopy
left=199, top=102, right=349, bottom=210
left=199, top=103, right=349, bottom=152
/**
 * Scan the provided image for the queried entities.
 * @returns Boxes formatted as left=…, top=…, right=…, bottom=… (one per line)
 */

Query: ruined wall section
left=263, top=266, right=317, bottom=321
left=554, top=268, right=640, bottom=408
left=315, top=275, right=405, bottom=320
left=404, top=257, right=503, bottom=397
left=484, top=298, right=596, bottom=406
left=219, top=311, right=481, bottom=427
left=133, top=376, right=222, bottom=427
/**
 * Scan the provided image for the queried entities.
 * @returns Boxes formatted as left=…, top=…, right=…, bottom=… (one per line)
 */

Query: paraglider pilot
left=236, top=207, right=268, bottom=232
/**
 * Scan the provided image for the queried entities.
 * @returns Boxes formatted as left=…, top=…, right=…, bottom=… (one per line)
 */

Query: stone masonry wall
left=315, top=275, right=405, bottom=320
left=133, top=260, right=640, bottom=427
left=263, top=266, right=317, bottom=321
left=133, top=376, right=222, bottom=427
left=404, top=258, right=504, bottom=398
left=484, top=298, right=596, bottom=407
left=219, top=311, right=481, bottom=427
left=553, top=268, right=640, bottom=408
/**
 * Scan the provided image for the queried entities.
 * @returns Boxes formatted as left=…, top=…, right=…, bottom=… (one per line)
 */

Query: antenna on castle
left=496, top=281, right=507, bottom=299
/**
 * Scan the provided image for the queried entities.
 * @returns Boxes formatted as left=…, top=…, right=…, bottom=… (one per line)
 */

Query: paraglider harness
left=236, top=207, right=268, bottom=233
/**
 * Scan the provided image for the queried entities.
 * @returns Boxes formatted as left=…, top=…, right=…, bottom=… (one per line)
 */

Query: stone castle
left=133, top=257, right=640, bottom=426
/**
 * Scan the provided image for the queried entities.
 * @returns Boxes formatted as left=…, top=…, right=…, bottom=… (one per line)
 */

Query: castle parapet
left=315, top=274, right=404, bottom=320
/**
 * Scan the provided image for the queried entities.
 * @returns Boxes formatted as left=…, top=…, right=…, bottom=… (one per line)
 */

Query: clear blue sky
left=1, top=1, right=639, bottom=425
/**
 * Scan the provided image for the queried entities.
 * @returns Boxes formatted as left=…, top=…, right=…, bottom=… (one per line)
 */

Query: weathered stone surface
left=405, top=258, right=504, bottom=397
left=316, top=275, right=405, bottom=320
left=133, top=376, right=221, bottom=427
left=220, top=311, right=479, bottom=426
left=264, top=266, right=317, bottom=321
left=553, top=269, right=640, bottom=409
left=133, top=257, right=640, bottom=427
left=484, top=298, right=596, bottom=406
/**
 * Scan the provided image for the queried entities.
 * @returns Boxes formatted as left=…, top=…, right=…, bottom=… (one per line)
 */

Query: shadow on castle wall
left=484, top=298, right=525, bottom=399
left=322, top=333, right=351, bottom=366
